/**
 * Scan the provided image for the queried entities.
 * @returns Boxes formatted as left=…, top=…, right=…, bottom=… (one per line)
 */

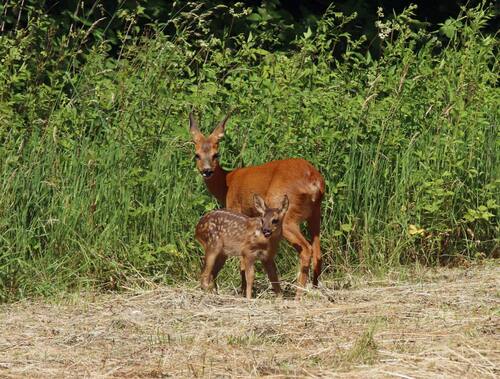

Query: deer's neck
left=204, top=164, right=229, bottom=206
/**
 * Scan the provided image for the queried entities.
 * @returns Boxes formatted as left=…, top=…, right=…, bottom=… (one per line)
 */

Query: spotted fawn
left=195, top=194, right=289, bottom=299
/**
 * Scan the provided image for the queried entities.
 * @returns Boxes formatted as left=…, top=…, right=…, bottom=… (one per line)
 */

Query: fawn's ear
left=253, top=194, right=267, bottom=216
left=189, top=112, right=203, bottom=142
left=210, top=111, right=231, bottom=141
left=279, top=195, right=289, bottom=217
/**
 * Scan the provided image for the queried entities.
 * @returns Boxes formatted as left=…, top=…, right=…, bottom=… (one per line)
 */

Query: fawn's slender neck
left=204, top=163, right=229, bottom=206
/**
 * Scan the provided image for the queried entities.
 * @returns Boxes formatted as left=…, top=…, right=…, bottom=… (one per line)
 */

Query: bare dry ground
left=1, top=262, right=498, bottom=378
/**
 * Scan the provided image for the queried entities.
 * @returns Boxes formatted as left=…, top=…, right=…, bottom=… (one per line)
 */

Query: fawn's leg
left=239, top=257, right=247, bottom=296
left=262, top=239, right=282, bottom=295
left=243, top=254, right=256, bottom=299
left=262, top=258, right=281, bottom=295
left=211, top=254, right=227, bottom=291
left=200, top=248, right=218, bottom=291
left=226, top=203, right=247, bottom=296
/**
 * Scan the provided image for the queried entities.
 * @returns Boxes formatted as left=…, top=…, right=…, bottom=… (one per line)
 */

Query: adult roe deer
left=196, top=194, right=289, bottom=299
left=189, top=111, right=325, bottom=297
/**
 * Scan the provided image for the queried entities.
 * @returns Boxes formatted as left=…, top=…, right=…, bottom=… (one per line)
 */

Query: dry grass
left=0, top=262, right=498, bottom=378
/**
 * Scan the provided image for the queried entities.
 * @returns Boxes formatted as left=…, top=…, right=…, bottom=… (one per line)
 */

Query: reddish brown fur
left=190, top=112, right=325, bottom=297
left=195, top=195, right=288, bottom=299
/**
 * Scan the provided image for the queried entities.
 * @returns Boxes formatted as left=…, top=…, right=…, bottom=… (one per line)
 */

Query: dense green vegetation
left=0, top=2, right=498, bottom=302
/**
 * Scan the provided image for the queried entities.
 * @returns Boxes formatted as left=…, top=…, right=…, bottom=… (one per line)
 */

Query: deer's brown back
left=226, top=158, right=325, bottom=220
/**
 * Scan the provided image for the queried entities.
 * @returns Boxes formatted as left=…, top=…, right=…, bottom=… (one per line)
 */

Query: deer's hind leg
left=200, top=245, right=222, bottom=291
left=211, top=254, right=227, bottom=290
left=282, top=219, right=313, bottom=298
left=307, top=202, right=322, bottom=287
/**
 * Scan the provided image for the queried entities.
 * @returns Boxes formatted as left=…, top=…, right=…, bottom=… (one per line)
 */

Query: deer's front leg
left=239, top=256, right=247, bottom=297
left=243, top=254, right=256, bottom=299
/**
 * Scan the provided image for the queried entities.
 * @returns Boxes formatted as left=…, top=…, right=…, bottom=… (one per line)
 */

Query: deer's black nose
left=202, top=169, right=214, bottom=178
left=263, top=229, right=272, bottom=238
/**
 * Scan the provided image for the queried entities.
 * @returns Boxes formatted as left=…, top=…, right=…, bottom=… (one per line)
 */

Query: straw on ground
left=0, top=262, right=498, bottom=378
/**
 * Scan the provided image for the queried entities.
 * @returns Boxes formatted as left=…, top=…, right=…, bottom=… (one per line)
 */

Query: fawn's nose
left=201, top=169, right=214, bottom=178
left=263, top=229, right=272, bottom=238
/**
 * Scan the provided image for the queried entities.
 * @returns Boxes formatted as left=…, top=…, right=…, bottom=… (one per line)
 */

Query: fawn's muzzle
left=263, top=229, right=272, bottom=238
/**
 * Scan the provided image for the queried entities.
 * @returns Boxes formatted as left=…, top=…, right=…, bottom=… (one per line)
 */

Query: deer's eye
left=213, top=153, right=220, bottom=160
left=194, top=154, right=201, bottom=160
left=272, top=219, right=278, bottom=225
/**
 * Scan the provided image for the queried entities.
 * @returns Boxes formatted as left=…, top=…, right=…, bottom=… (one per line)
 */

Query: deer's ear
left=210, top=111, right=231, bottom=141
left=253, top=194, right=267, bottom=216
left=279, top=195, right=289, bottom=217
left=189, top=112, right=203, bottom=142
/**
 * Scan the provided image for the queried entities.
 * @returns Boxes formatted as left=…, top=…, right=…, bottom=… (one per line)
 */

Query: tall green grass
left=0, top=4, right=498, bottom=301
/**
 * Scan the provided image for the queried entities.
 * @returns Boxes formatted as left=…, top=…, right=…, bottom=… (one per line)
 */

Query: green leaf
left=247, top=13, right=261, bottom=22
left=486, top=199, right=497, bottom=209
left=340, top=223, right=352, bottom=232
left=253, top=48, right=269, bottom=56
left=480, top=211, right=494, bottom=220
left=303, top=27, right=312, bottom=39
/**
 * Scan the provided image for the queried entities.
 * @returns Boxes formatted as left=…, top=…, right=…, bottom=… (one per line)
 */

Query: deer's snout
left=201, top=169, right=214, bottom=178
left=262, top=229, right=272, bottom=238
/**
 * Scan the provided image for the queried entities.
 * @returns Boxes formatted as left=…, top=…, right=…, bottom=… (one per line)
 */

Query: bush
left=0, top=3, right=498, bottom=301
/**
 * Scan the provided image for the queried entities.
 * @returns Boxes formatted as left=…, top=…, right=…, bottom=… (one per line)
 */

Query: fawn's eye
left=213, top=153, right=220, bottom=160
left=194, top=154, right=201, bottom=160
left=272, top=219, right=278, bottom=225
